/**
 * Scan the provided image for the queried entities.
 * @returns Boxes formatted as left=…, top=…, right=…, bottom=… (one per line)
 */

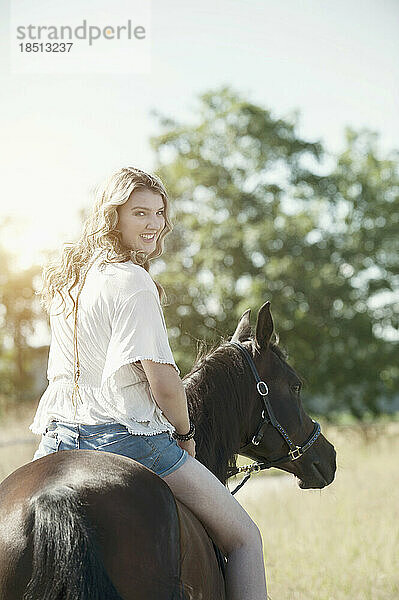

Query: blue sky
left=0, top=0, right=398, bottom=269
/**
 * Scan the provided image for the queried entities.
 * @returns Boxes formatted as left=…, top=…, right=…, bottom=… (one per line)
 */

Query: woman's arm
left=137, top=360, right=190, bottom=435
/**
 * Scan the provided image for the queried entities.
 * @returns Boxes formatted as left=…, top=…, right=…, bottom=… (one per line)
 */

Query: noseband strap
left=227, top=341, right=321, bottom=494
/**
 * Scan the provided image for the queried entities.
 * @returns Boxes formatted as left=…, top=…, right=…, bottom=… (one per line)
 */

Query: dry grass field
left=1, top=403, right=398, bottom=600
left=235, top=422, right=399, bottom=600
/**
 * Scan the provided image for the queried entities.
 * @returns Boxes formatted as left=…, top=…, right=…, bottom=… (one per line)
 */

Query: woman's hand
left=178, top=438, right=196, bottom=458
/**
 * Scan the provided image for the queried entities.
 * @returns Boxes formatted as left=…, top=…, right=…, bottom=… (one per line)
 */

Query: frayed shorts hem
left=158, top=447, right=189, bottom=477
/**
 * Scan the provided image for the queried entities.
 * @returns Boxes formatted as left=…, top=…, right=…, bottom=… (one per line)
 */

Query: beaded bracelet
left=172, top=421, right=196, bottom=441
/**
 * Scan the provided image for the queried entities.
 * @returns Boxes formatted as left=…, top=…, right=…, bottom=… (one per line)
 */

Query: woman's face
left=117, top=187, right=166, bottom=253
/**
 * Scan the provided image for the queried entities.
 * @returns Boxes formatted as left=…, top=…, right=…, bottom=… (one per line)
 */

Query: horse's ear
left=231, top=309, right=251, bottom=342
left=254, top=301, right=274, bottom=351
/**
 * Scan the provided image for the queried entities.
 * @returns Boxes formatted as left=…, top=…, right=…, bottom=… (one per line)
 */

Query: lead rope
left=71, top=253, right=99, bottom=418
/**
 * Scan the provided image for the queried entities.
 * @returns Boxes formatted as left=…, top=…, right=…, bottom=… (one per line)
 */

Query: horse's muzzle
left=297, top=444, right=337, bottom=489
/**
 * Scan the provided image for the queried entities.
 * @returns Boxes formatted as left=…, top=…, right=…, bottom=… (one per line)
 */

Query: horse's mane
left=183, top=324, right=286, bottom=484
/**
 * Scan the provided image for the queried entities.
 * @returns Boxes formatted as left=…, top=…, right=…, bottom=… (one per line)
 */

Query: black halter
left=227, top=341, right=321, bottom=495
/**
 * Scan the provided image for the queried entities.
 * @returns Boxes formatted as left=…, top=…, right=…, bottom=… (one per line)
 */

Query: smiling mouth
left=139, top=233, right=157, bottom=242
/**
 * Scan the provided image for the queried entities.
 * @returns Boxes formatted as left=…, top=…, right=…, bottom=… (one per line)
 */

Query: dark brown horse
left=0, top=302, right=336, bottom=600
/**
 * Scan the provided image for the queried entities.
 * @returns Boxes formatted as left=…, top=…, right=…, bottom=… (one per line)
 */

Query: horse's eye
left=291, top=384, right=301, bottom=395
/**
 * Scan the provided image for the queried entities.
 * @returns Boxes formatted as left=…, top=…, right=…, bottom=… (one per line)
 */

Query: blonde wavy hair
left=39, top=167, right=173, bottom=317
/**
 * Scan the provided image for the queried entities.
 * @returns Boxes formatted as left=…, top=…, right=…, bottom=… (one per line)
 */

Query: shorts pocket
left=41, top=431, right=61, bottom=453
left=95, top=433, right=155, bottom=461
left=80, top=424, right=130, bottom=439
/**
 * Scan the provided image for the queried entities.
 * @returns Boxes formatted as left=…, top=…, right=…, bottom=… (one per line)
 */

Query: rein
left=227, top=341, right=321, bottom=495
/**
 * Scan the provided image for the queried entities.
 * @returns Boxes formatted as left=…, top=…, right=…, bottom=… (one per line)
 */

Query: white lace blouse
left=29, top=250, right=180, bottom=437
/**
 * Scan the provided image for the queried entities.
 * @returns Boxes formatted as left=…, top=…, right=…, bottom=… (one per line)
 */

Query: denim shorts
left=32, top=421, right=189, bottom=478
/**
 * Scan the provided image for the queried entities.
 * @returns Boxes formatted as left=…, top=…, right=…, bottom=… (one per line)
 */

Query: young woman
left=30, top=166, right=268, bottom=599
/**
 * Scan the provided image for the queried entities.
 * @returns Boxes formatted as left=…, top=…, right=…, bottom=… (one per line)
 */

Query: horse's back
left=0, top=450, right=225, bottom=600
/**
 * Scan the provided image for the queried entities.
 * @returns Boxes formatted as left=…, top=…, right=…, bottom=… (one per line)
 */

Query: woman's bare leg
left=162, top=455, right=268, bottom=600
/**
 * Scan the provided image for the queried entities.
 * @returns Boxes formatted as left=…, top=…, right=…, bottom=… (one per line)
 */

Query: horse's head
left=230, top=301, right=336, bottom=489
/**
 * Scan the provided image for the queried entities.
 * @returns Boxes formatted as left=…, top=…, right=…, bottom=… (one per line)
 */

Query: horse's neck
left=184, top=371, right=247, bottom=485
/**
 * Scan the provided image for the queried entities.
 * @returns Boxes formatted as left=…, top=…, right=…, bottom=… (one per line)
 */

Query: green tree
left=150, top=87, right=398, bottom=418
left=0, top=237, right=43, bottom=404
